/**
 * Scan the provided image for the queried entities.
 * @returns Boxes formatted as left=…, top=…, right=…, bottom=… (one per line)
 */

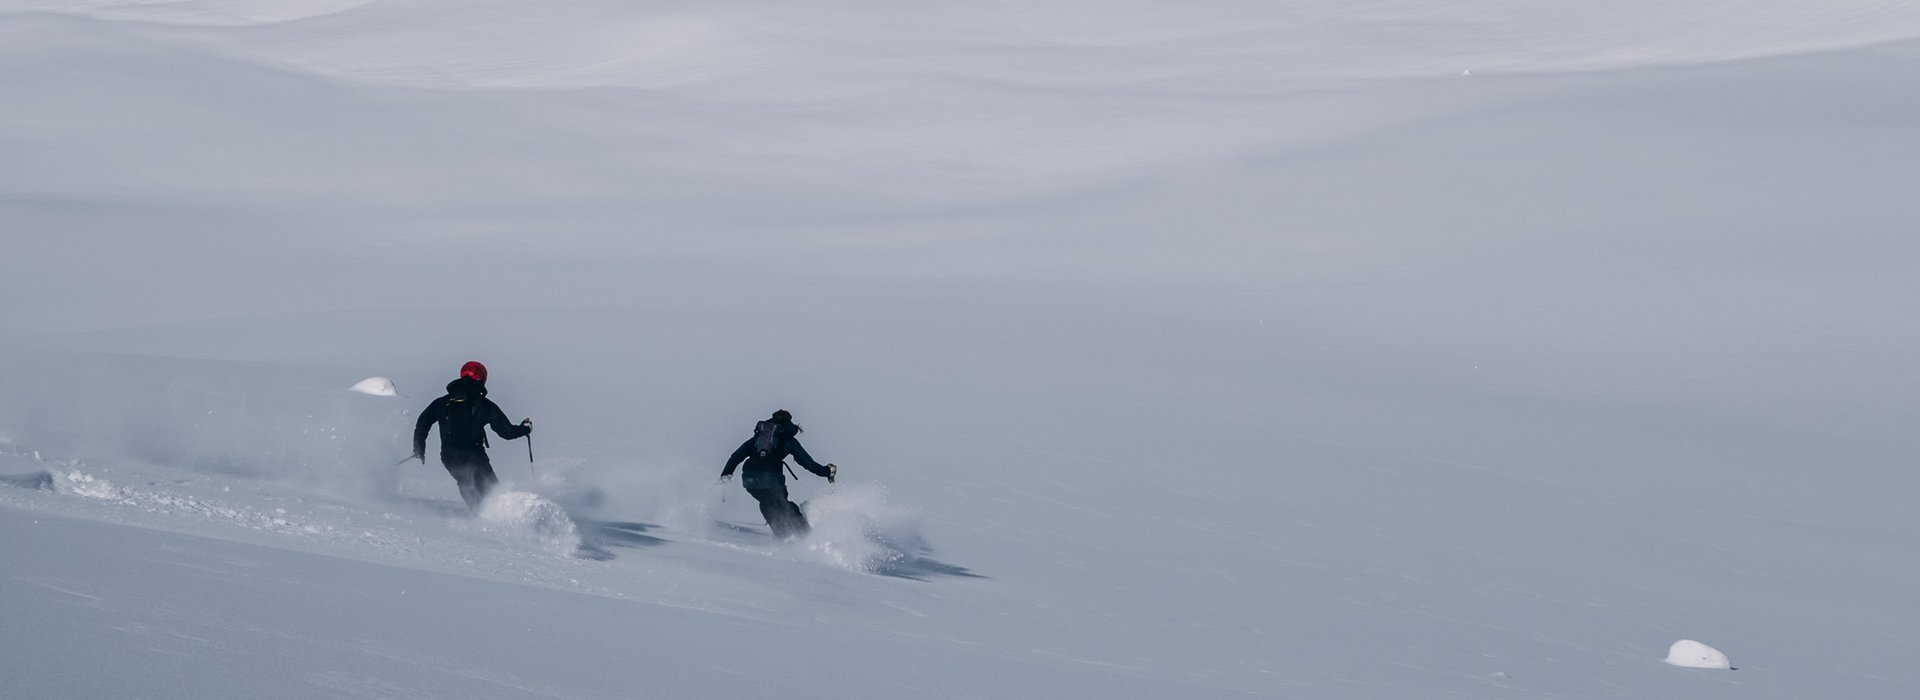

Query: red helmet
left=459, top=361, right=488, bottom=384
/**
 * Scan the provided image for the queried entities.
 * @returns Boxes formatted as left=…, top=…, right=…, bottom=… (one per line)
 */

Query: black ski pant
left=745, top=483, right=809, bottom=539
left=440, top=447, right=498, bottom=512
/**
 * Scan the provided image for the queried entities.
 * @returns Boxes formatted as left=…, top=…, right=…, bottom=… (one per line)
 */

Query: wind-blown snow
left=472, top=490, right=584, bottom=556
left=798, top=483, right=934, bottom=576
left=5, top=1, right=1920, bottom=698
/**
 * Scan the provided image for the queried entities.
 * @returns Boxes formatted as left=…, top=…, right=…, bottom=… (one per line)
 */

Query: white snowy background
left=4, top=1, right=1919, bottom=698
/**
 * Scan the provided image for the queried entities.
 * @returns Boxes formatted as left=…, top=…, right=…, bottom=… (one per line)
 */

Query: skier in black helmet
left=721, top=410, right=836, bottom=539
left=411, top=361, right=532, bottom=512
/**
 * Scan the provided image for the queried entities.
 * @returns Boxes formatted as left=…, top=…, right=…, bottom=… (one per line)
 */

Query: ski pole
left=518, top=417, right=536, bottom=475
left=526, top=435, right=537, bottom=478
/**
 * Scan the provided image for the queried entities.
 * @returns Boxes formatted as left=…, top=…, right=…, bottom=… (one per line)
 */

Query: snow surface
left=5, top=1, right=1920, bottom=698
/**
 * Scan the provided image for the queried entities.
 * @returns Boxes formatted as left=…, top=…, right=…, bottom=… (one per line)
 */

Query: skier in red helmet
left=411, top=361, right=532, bottom=512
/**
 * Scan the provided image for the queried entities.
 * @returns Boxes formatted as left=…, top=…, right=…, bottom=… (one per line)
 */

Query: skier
left=411, top=361, right=532, bottom=512
left=720, top=410, right=836, bottom=539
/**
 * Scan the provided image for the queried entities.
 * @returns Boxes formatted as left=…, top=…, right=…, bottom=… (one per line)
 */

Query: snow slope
left=5, top=1, right=1920, bottom=698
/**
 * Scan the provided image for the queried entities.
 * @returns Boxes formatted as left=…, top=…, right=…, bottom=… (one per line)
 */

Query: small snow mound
left=476, top=490, right=583, bottom=555
left=348, top=377, right=399, bottom=396
left=1664, top=640, right=1732, bottom=670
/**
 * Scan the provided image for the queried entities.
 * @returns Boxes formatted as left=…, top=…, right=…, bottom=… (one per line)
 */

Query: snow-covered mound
left=1665, top=640, right=1734, bottom=670
left=348, top=376, right=398, bottom=397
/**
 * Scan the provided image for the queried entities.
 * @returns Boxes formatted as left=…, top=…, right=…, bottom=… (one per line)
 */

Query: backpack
left=441, top=394, right=490, bottom=448
left=753, top=420, right=781, bottom=458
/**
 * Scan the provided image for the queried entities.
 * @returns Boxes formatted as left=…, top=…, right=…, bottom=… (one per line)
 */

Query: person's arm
left=721, top=439, right=753, bottom=478
left=485, top=401, right=531, bottom=440
left=411, top=399, right=443, bottom=461
left=787, top=439, right=833, bottom=479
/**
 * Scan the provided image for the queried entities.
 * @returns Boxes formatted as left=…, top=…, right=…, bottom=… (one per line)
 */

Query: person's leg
left=442, top=450, right=488, bottom=512
left=747, top=486, right=789, bottom=538
left=766, top=483, right=809, bottom=539
left=782, top=500, right=810, bottom=538
left=471, top=454, right=499, bottom=506
left=744, top=485, right=783, bottom=533
left=773, top=483, right=812, bottom=538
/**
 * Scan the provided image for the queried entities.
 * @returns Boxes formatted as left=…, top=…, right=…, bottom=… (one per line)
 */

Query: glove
left=827, top=463, right=837, bottom=484
left=411, top=450, right=425, bottom=464
left=718, top=474, right=732, bottom=485
left=520, top=418, right=533, bottom=434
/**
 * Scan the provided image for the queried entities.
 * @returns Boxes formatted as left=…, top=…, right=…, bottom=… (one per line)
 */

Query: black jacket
left=413, top=377, right=529, bottom=455
left=722, top=421, right=830, bottom=484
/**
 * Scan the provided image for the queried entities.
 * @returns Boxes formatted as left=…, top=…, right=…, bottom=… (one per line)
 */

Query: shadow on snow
left=0, top=470, right=55, bottom=491
left=871, top=554, right=986, bottom=582
left=578, top=519, right=670, bottom=549
left=712, top=520, right=986, bottom=582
